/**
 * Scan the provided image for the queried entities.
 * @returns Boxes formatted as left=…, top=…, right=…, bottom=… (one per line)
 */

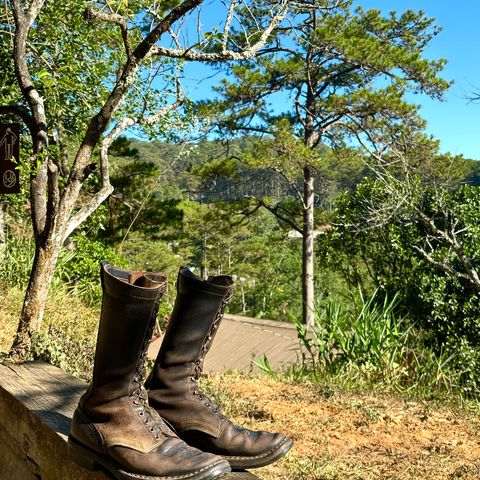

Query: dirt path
left=206, top=374, right=480, bottom=480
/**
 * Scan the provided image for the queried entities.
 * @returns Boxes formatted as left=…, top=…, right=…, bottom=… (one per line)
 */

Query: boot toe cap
left=109, top=439, right=231, bottom=478
left=181, top=423, right=293, bottom=469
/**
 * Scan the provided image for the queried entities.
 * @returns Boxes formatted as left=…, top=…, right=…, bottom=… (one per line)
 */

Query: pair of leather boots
left=68, top=262, right=292, bottom=480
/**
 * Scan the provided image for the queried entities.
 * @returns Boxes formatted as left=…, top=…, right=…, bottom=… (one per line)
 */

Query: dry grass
left=0, top=285, right=99, bottom=349
left=204, top=372, right=480, bottom=480
left=0, top=284, right=99, bottom=378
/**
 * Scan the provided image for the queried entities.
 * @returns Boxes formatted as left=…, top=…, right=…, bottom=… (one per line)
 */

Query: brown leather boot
left=68, top=262, right=231, bottom=480
left=146, top=267, right=293, bottom=470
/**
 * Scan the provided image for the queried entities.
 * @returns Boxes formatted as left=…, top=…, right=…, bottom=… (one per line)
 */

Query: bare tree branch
left=271, top=165, right=306, bottom=209
left=247, top=195, right=302, bottom=232
left=63, top=87, right=185, bottom=239
left=149, top=0, right=289, bottom=61
left=222, top=0, right=237, bottom=53
left=416, top=211, right=480, bottom=293
left=412, top=244, right=480, bottom=294
left=59, top=0, right=202, bottom=227
left=24, top=0, right=47, bottom=26
left=84, top=8, right=132, bottom=57
left=345, top=118, right=480, bottom=295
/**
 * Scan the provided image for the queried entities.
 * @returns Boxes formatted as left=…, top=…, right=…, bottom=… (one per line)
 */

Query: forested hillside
left=128, top=137, right=480, bottom=203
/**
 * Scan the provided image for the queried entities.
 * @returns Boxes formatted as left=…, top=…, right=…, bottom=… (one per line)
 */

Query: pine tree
left=202, top=0, right=450, bottom=325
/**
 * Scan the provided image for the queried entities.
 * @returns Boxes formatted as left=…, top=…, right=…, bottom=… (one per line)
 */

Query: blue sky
left=357, top=0, right=480, bottom=159
left=182, top=1, right=480, bottom=159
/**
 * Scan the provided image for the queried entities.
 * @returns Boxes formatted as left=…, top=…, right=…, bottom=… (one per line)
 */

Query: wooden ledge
left=0, top=361, right=259, bottom=480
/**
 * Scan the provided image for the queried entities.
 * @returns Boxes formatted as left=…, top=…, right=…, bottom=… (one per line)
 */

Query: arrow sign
left=0, top=123, right=20, bottom=194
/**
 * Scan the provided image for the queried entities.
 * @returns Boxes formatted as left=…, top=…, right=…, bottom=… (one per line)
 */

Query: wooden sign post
left=0, top=123, right=20, bottom=194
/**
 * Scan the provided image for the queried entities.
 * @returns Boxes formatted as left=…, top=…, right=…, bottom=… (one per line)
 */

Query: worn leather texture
left=70, top=263, right=230, bottom=478
left=147, top=267, right=292, bottom=468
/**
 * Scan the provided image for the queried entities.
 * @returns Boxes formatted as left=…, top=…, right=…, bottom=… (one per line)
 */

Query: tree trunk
left=200, top=233, right=208, bottom=280
left=240, top=280, right=247, bottom=314
left=9, top=240, right=61, bottom=360
left=302, top=165, right=315, bottom=327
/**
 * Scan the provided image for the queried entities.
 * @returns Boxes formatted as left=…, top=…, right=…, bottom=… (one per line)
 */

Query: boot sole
left=222, top=436, right=294, bottom=470
left=68, top=435, right=231, bottom=480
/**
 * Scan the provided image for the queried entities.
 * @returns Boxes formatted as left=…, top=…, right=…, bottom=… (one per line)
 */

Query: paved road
left=147, top=314, right=301, bottom=372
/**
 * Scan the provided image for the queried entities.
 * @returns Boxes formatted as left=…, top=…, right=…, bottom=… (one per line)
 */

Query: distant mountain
left=119, top=137, right=480, bottom=204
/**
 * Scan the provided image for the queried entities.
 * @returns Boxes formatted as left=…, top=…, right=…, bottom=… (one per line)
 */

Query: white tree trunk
left=302, top=165, right=315, bottom=327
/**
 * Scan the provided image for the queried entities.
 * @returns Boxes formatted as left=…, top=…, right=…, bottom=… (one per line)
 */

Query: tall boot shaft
left=154, top=267, right=233, bottom=368
left=147, top=267, right=233, bottom=436
left=82, top=262, right=166, bottom=407
left=148, top=267, right=293, bottom=470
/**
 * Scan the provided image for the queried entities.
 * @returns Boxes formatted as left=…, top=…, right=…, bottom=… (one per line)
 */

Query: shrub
left=316, top=180, right=480, bottom=395
left=256, top=290, right=460, bottom=396
left=54, top=234, right=128, bottom=305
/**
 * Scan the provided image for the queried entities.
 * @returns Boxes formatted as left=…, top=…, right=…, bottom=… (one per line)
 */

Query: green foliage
left=110, top=136, right=140, bottom=157
left=120, top=232, right=185, bottom=309
left=58, top=235, right=128, bottom=305
left=253, top=354, right=274, bottom=376
left=255, top=290, right=459, bottom=396
left=318, top=179, right=480, bottom=395
left=206, top=2, right=449, bottom=141
left=0, top=236, right=36, bottom=288
left=30, top=328, right=95, bottom=380
left=101, top=158, right=184, bottom=242
left=298, top=291, right=414, bottom=380
left=121, top=201, right=304, bottom=321
left=0, top=231, right=128, bottom=305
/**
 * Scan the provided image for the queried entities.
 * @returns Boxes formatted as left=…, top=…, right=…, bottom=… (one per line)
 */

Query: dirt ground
left=206, top=373, right=480, bottom=480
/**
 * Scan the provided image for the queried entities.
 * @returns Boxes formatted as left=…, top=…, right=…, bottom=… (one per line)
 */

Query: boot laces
left=131, top=300, right=175, bottom=439
left=192, top=359, right=228, bottom=420
left=191, top=290, right=233, bottom=420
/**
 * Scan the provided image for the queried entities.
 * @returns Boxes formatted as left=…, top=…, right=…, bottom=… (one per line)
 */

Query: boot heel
left=68, top=437, right=99, bottom=471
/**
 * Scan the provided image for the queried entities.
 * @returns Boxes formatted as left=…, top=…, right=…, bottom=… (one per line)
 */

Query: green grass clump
left=255, top=290, right=464, bottom=400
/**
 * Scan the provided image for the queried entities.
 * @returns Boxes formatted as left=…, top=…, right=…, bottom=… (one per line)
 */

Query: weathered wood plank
left=0, top=361, right=260, bottom=480
left=0, top=362, right=109, bottom=480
